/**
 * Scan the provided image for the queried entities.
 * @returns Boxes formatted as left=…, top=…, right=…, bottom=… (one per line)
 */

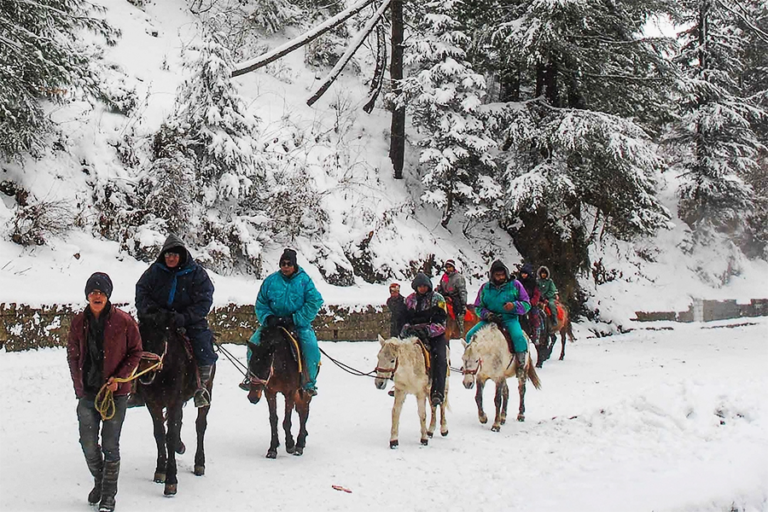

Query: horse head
left=246, top=330, right=278, bottom=404
left=461, top=339, right=482, bottom=389
left=375, top=335, right=399, bottom=390
left=136, top=310, right=174, bottom=385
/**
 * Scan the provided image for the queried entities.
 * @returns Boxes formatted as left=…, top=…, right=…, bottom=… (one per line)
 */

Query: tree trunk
left=389, top=0, right=405, bottom=179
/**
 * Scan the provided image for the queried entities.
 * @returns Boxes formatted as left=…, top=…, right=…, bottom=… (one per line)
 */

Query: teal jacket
left=255, top=267, right=323, bottom=328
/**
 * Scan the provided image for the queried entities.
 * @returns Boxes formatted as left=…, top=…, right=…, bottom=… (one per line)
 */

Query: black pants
left=77, top=396, right=127, bottom=463
left=427, top=334, right=447, bottom=398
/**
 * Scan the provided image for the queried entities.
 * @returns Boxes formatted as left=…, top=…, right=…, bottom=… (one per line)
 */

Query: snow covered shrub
left=97, top=67, right=139, bottom=115
left=245, top=0, right=302, bottom=34
left=10, top=200, right=73, bottom=246
left=0, top=0, right=117, bottom=161
left=260, top=167, right=329, bottom=241
left=398, top=0, right=498, bottom=228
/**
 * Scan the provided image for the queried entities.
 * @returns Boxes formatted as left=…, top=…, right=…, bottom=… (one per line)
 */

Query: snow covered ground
left=2, top=319, right=766, bottom=512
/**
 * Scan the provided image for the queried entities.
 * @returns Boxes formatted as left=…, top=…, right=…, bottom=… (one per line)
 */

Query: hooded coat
left=135, top=234, right=217, bottom=365
left=402, top=273, right=447, bottom=338
left=436, top=266, right=467, bottom=313
left=536, top=265, right=558, bottom=300
left=518, top=263, right=541, bottom=306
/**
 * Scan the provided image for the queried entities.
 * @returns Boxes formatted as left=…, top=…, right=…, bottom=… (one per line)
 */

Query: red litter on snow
left=332, top=485, right=352, bottom=493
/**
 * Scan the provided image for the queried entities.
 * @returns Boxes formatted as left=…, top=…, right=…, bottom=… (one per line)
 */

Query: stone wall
left=634, top=298, right=768, bottom=323
left=0, top=303, right=391, bottom=352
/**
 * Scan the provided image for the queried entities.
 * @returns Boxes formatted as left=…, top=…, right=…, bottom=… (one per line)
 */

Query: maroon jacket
left=67, top=305, right=143, bottom=398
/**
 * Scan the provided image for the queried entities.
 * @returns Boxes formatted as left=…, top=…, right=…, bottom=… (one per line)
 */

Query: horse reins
left=374, top=357, right=398, bottom=378
left=461, top=358, right=483, bottom=376
left=94, top=344, right=167, bottom=421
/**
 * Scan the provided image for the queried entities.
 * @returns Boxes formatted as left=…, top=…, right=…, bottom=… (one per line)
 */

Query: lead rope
left=94, top=350, right=165, bottom=421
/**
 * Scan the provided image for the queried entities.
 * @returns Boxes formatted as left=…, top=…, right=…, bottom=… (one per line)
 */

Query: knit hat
left=279, top=248, right=298, bottom=268
left=445, top=259, right=456, bottom=269
left=389, top=282, right=401, bottom=291
left=85, top=272, right=113, bottom=299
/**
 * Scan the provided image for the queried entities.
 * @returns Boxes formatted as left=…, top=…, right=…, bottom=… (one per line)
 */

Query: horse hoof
left=266, top=450, right=277, bottom=459
left=154, top=472, right=166, bottom=483
left=501, top=417, right=507, bottom=425
left=479, top=415, right=488, bottom=424
left=176, top=442, right=186, bottom=455
left=286, top=445, right=295, bottom=454
left=559, top=356, right=564, bottom=361
left=193, top=465, right=205, bottom=476
left=427, top=431, right=434, bottom=438
left=293, top=447, right=304, bottom=456
left=441, top=430, right=448, bottom=437
left=420, top=438, right=429, bottom=446
left=164, top=483, right=177, bottom=496
left=535, top=363, right=542, bottom=368
left=389, top=440, right=398, bottom=449
left=491, top=425, right=501, bottom=432
left=517, top=414, right=525, bottom=422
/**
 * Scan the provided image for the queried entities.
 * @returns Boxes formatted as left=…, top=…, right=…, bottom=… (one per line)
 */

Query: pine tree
left=0, top=0, right=116, bottom=161
left=667, top=0, right=767, bottom=242
left=400, top=0, right=498, bottom=228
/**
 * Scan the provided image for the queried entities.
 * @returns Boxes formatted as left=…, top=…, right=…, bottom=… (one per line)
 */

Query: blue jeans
left=249, top=326, right=321, bottom=389
left=465, top=317, right=528, bottom=353
left=77, top=396, right=127, bottom=463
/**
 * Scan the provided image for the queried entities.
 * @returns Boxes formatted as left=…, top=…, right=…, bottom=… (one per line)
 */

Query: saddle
left=278, top=326, right=309, bottom=385
left=541, top=301, right=566, bottom=323
left=413, top=338, right=431, bottom=375
left=446, top=302, right=477, bottom=322
left=489, top=320, right=515, bottom=354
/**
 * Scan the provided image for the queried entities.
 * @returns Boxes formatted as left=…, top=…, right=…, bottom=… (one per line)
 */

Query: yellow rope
left=94, top=359, right=163, bottom=421
left=279, top=326, right=303, bottom=375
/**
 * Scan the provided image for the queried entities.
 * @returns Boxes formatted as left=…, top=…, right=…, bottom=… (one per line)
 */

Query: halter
left=248, top=364, right=274, bottom=388
left=375, top=357, right=398, bottom=378
left=461, top=358, right=483, bottom=376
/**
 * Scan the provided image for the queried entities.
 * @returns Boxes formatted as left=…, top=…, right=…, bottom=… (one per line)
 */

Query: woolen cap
left=85, top=272, right=113, bottom=299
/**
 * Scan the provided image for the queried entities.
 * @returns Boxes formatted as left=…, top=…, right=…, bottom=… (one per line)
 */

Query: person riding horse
left=518, top=263, right=542, bottom=334
left=400, top=272, right=449, bottom=407
left=465, top=260, right=531, bottom=378
left=135, top=234, right=217, bottom=408
left=537, top=265, right=558, bottom=328
left=67, top=272, right=142, bottom=512
left=245, top=248, right=324, bottom=396
left=435, top=259, right=467, bottom=337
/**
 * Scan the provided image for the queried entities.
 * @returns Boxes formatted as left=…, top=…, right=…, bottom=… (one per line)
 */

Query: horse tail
left=527, top=362, right=542, bottom=390
left=566, top=318, right=575, bottom=341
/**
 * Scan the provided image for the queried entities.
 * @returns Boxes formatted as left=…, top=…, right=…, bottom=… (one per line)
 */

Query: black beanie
left=85, top=272, right=113, bottom=299
left=279, top=248, right=298, bottom=268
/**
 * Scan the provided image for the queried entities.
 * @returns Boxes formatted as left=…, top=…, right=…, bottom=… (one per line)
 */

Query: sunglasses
left=280, top=261, right=293, bottom=267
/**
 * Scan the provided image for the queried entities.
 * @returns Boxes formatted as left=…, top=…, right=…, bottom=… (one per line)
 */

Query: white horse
left=461, top=323, right=541, bottom=431
left=374, top=335, right=449, bottom=448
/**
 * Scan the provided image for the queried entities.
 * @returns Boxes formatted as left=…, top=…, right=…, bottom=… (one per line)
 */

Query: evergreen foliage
left=0, top=0, right=117, bottom=161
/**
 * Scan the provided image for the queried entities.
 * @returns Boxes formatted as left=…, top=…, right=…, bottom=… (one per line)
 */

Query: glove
left=485, top=312, right=500, bottom=322
left=265, top=316, right=279, bottom=328
left=277, top=316, right=294, bottom=328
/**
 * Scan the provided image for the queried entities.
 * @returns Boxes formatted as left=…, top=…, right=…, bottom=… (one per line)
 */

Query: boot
left=457, top=316, right=465, bottom=339
left=98, top=460, right=119, bottom=512
left=238, top=376, right=250, bottom=391
left=85, top=454, right=103, bottom=505
left=194, top=365, right=213, bottom=408
left=430, top=390, right=444, bottom=407
left=515, top=352, right=527, bottom=380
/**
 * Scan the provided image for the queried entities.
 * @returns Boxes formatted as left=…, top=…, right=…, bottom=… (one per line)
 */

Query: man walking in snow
left=67, top=272, right=142, bottom=512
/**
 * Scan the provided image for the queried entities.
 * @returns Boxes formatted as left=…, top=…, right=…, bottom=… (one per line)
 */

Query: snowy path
left=1, top=320, right=767, bottom=512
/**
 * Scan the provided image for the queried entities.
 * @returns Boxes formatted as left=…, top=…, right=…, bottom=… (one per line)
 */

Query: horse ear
left=378, top=334, right=386, bottom=346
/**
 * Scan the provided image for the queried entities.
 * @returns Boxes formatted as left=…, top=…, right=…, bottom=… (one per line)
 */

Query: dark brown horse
left=520, top=307, right=551, bottom=368
left=135, top=312, right=214, bottom=496
left=246, top=325, right=312, bottom=458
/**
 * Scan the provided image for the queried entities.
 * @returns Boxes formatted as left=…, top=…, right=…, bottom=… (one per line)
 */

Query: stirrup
left=238, top=378, right=250, bottom=391
left=194, top=388, right=211, bottom=408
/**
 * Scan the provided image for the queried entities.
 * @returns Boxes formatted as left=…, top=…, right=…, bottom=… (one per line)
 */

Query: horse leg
left=389, top=390, right=406, bottom=449
left=193, top=402, right=209, bottom=476
left=559, top=328, right=566, bottom=360
left=148, top=403, right=168, bottom=484
left=283, top=393, right=296, bottom=454
left=500, top=379, right=509, bottom=425
left=440, top=378, right=449, bottom=436
left=475, top=378, right=487, bottom=424
left=427, top=401, right=437, bottom=438
left=517, top=375, right=526, bottom=422
left=266, top=392, right=280, bottom=459
left=294, top=395, right=310, bottom=456
left=163, top=405, right=183, bottom=496
left=417, top=392, right=429, bottom=446
left=491, top=381, right=504, bottom=432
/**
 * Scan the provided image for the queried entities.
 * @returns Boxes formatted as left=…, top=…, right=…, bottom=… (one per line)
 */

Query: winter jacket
left=474, top=261, right=531, bottom=320
left=255, top=266, right=323, bottom=328
left=386, top=294, right=408, bottom=338
left=536, top=265, right=558, bottom=301
left=67, top=305, right=143, bottom=398
left=518, top=263, right=541, bottom=306
left=435, top=269, right=467, bottom=312
left=402, top=273, right=447, bottom=338
left=135, top=235, right=214, bottom=331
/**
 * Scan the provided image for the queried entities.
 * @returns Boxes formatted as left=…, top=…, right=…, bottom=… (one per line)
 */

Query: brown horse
left=445, top=304, right=480, bottom=341
left=246, top=326, right=311, bottom=458
left=135, top=311, right=214, bottom=496
left=541, top=301, right=575, bottom=361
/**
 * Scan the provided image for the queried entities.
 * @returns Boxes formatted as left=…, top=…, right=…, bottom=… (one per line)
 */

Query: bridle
left=375, top=357, right=398, bottom=378
left=137, top=342, right=167, bottom=384
left=461, top=358, right=483, bottom=376
left=248, top=365, right=273, bottom=388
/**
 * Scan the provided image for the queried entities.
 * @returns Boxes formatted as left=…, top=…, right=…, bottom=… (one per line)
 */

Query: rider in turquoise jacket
left=247, top=249, right=324, bottom=395
left=465, top=260, right=531, bottom=375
